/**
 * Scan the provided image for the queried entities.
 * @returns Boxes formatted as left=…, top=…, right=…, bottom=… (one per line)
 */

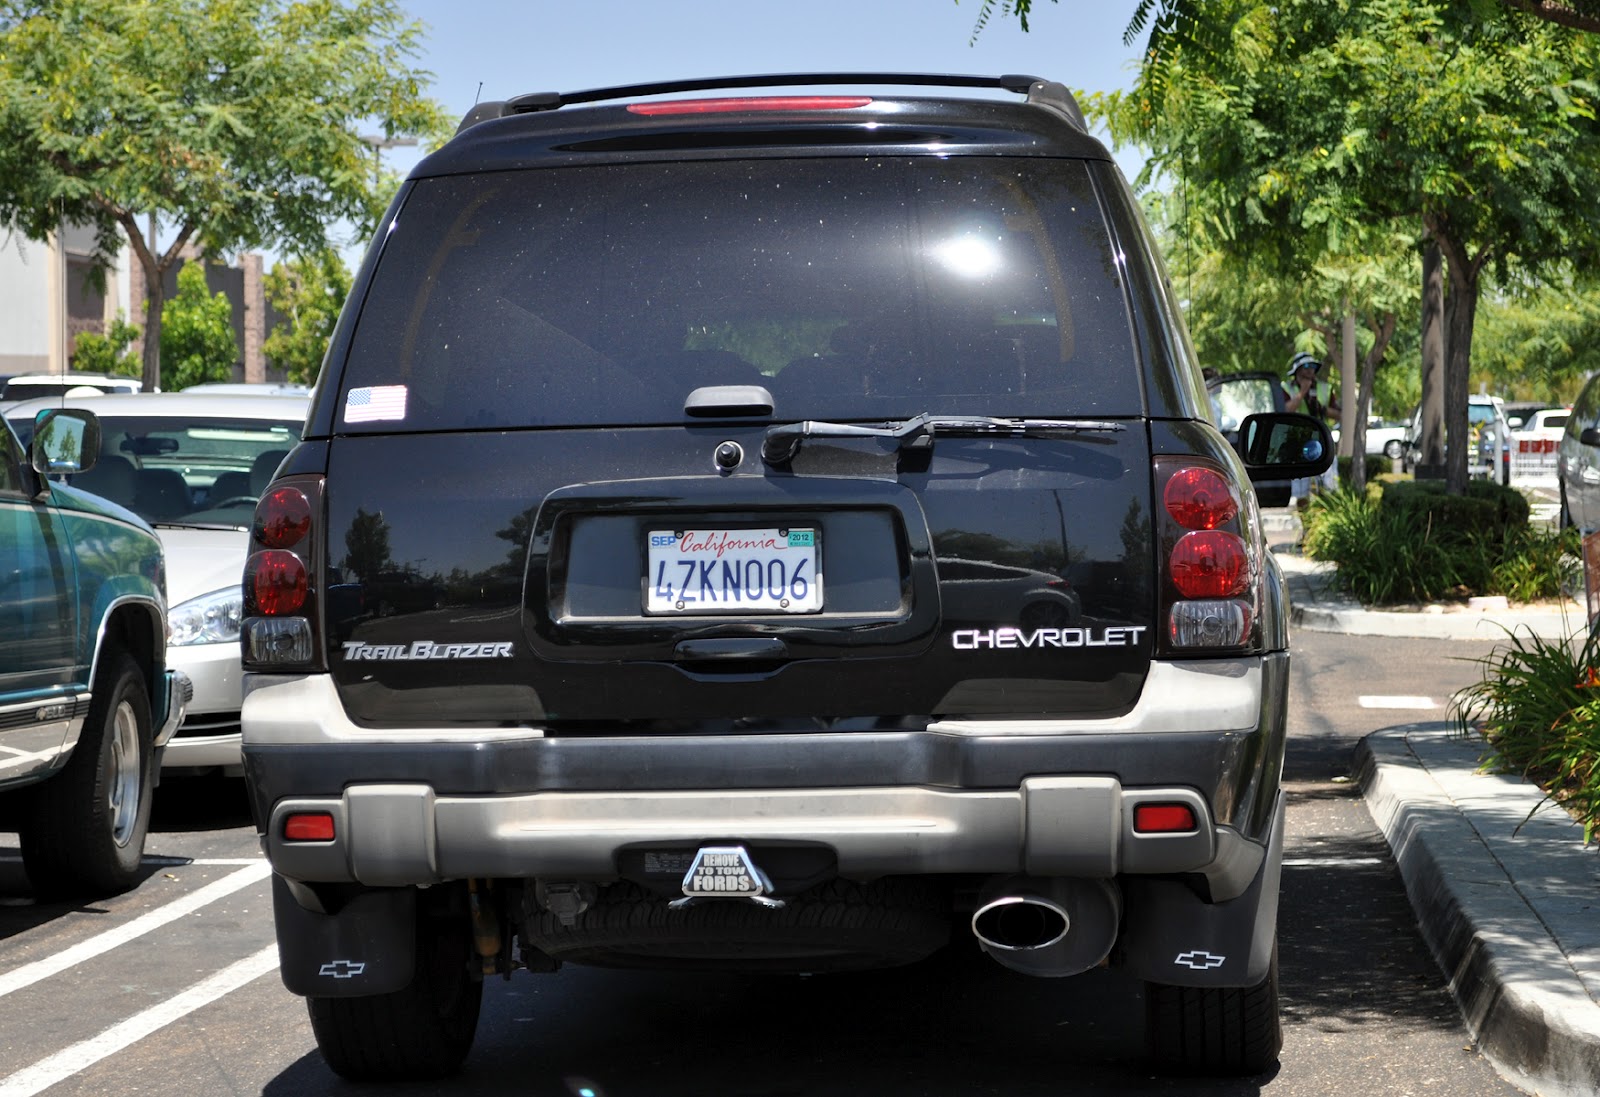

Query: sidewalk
left=1267, top=511, right=1600, bottom=1095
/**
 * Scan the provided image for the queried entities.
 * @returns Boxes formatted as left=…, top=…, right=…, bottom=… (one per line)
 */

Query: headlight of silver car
left=169, top=586, right=244, bottom=646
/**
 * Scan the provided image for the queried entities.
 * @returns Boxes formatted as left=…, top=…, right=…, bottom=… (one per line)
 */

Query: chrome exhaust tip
left=971, top=893, right=1070, bottom=951
left=971, top=876, right=1121, bottom=978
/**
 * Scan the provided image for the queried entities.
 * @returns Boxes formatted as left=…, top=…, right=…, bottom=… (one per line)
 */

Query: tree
left=0, top=0, right=450, bottom=392
left=967, top=2, right=1600, bottom=55
left=71, top=313, right=140, bottom=377
left=263, top=250, right=350, bottom=385
left=1079, top=1, right=1600, bottom=494
left=1472, top=274, right=1600, bottom=399
left=159, top=263, right=236, bottom=390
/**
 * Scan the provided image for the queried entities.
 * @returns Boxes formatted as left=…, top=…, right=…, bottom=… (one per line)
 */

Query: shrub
left=1301, top=487, right=1466, bottom=603
left=1336, top=453, right=1391, bottom=485
left=1380, top=478, right=1530, bottom=540
left=1456, top=628, right=1600, bottom=842
left=1300, top=479, right=1572, bottom=604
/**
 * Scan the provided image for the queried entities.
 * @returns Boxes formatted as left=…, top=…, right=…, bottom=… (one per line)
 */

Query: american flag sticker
left=343, top=385, right=408, bottom=424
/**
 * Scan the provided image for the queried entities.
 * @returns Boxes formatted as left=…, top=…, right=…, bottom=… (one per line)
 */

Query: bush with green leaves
left=1456, top=628, right=1600, bottom=843
left=71, top=314, right=141, bottom=377
left=159, top=263, right=237, bottom=391
left=1301, top=479, right=1575, bottom=604
left=1336, top=454, right=1392, bottom=485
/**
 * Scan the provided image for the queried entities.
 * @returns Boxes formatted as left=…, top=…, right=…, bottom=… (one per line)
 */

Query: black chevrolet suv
left=239, top=74, right=1331, bottom=1081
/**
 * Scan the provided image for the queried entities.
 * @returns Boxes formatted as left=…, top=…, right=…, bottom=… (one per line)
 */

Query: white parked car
left=1510, top=406, right=1569, bottom=483
left=1328, top=417, right=1409, bottom=460
left=6, top=391, right=309, bottom=774
left=1, top=371, right=142, bottom=406
left=1362, top=418, right=1409, bottom=460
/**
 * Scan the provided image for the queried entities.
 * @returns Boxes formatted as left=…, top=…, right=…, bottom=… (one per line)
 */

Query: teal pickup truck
left=1, top=407, right=188, bottom=897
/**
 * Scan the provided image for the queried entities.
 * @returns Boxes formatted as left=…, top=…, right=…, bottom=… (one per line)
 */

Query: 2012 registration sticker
left=645, top=528, right=822, bottom=614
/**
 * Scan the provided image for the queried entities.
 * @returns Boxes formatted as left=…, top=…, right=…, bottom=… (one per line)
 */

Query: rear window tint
left=339, top=157, right=1138, bottom=431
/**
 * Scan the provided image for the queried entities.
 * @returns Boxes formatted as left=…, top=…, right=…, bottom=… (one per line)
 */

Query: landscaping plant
left=1456, top=627, right=1600, bottom=843
left=1300, top=480, right=1576, bottom=604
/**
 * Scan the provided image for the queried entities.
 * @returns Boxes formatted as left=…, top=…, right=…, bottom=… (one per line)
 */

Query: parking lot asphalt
left=1268, top=512, right=1600, bottom=1096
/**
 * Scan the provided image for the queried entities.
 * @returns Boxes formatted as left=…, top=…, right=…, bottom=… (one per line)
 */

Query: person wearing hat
left=1282, top=352, right=1340, bottom=507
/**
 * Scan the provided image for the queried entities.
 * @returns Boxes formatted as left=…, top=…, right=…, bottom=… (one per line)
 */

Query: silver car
left=7, top=391, right=309, bottom=773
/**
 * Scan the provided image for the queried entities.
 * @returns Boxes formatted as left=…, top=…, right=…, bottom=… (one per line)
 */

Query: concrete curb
left=1272, top=541, right=1588, bottom=642
left=1294, top=602, right=1587, bottom=642
left=1358, top=728, right=1600, bottom=1096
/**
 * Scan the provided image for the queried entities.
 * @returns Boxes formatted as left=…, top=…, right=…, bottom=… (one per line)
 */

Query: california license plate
left=646, top=528, right=822, bottom=614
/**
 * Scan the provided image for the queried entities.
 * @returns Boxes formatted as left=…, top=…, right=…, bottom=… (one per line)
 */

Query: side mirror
left=1581, top=427, right=1600, bottom=447
left=1238, top=412, right=1335, bottom=479
left=30, top=408, right=101, bottom=479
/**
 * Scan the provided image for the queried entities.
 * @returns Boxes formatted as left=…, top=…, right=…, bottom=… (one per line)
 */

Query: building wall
left=1, top=220, right=285, bottom=386
left=0, top=232, right=54, bottom=375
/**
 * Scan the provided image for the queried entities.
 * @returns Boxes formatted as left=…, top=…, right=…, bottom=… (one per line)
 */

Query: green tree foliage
left=1086, top=1, right=1600, bottom=494
left=0, top=0, right=450, bottom=391
left=1473, top=276, right=1600, bottom=402
left=263, top=250, right=350, bottom=385
left=70, top=313, right=141, bottom=377
left=159, top=263, right=236, bottom=390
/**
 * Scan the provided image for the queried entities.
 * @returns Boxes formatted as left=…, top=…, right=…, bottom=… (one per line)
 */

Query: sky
left=305, top=1, right=1154, bottom=267
left=379, top=0, right=1152, bottom=183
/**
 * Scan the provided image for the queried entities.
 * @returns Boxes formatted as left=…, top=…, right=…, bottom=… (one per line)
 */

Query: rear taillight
left=1162, top=467, right=1239, bottom=530
left=1170, top=531, right=1248, bottom=598
left=1155, top=457, right=1258, bottom=652
left=254, top=487, right=312, bottom=548
left=241, top=474, right=325, bottom=671
left=244, top=550, right=308, bottom=614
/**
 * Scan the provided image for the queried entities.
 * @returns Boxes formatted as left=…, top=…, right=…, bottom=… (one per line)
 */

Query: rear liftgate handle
left=672, top=637, right=789, bottom=661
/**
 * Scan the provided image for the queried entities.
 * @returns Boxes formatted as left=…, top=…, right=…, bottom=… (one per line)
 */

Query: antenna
left=473, top=81, right=483, bottom=107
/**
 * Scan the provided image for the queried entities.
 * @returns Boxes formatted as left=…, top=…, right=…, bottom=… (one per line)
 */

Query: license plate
left=646, top=528, right=822, bottom=614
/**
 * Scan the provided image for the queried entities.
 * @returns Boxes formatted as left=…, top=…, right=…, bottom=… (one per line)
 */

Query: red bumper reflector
left=284, top=813, right=335, bottom=842
left=1134, top=804, right=1197, bottom=833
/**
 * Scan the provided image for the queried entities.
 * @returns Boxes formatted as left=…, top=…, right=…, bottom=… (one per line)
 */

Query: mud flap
left=272, top=874, right=416, bottom=997
left=1117, top=789, right=1283, bottom=987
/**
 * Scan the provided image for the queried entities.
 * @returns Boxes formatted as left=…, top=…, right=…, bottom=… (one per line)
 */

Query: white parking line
left=0, top=944, right=279, bottom=1097
left=1357, top=695, right=1438, bottom=709
left=0, top=861, right=270, bottom=999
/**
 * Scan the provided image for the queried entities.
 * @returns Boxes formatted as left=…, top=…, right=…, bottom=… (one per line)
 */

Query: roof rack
left=456, top=72, right=1084, bottom=134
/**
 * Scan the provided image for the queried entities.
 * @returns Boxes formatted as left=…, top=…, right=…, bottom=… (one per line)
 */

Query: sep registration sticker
left=646, top=528, right=822, bottom=614
left=344, top=385, right=408, bottom=424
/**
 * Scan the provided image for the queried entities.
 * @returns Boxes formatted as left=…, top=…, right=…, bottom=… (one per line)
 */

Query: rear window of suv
left=339, top=157, right=1139, bottom=431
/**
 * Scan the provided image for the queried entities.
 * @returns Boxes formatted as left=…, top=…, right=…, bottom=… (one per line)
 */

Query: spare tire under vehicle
left=522, top=878, right=952, bottom=973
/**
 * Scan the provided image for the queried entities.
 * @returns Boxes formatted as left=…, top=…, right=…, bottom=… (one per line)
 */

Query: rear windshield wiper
left=154, top=521, right=249, bottom=531
left=760, top=413, right=1125, bottom=465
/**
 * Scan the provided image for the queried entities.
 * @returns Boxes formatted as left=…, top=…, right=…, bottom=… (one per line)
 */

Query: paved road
left=0, top=630, right=1535, bottom=1095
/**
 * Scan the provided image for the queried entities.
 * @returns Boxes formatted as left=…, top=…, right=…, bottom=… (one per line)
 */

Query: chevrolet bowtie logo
left=318, top=960, right=367, bottom=979
left=1174, top=950, right=1226, bottom=970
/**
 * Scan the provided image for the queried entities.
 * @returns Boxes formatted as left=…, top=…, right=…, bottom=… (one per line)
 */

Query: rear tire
left=307, top=903, right=483, bottom=1081
left=20, top=651, right=153, bottom=898
left=1145, top=945, right=1282, bottom=1076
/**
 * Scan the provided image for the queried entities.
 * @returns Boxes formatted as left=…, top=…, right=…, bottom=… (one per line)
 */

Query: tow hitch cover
left=674, top=845, right=781, bottom=907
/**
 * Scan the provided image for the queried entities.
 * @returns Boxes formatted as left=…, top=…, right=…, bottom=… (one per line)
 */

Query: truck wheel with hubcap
left=307, top=903, right=483, bottom=1081
left=20, top=650, right=153, bottom=897
left=1144, top=945, right=1282, bottom=1076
